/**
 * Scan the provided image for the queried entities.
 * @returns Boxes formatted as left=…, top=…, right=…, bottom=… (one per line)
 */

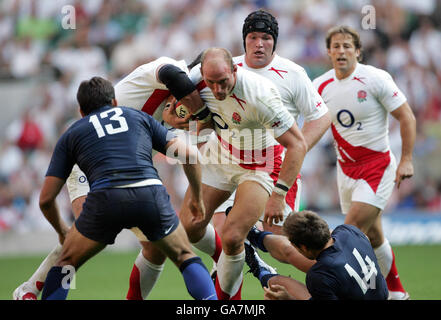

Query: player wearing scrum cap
left=209, top=9, right=331, bottom=275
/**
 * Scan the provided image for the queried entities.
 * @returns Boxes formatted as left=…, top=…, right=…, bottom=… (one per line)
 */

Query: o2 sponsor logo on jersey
left=337, top=109, right=363, bottom=130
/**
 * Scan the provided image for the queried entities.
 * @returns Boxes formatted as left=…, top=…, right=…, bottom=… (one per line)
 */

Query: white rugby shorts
left=212, top=174, right=302, bottom=227
left=337, top=153, right=396, bottom=214
left=66, top=164, right=90, bottom=202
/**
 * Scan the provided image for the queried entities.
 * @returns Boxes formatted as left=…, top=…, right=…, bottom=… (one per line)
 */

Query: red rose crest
left=357, top=90, right=367, bottom=102
left=232, top=112, right=241, bottom=124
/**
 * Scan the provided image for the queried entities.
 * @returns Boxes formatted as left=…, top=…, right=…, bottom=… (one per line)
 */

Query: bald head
left=201, top=48, right=234, bottom=73
left=200, top=47, right=237, bottom=101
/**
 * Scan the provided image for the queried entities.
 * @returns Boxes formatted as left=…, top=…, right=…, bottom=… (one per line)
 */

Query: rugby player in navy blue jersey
left=39, top=76, right=217, bottom=300
left=246, top=210, right=388, bottom=300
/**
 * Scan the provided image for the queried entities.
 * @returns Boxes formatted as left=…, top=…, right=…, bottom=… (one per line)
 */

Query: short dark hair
left=326, top=25, right=363, bottom=62
left=283, top=210, right=331, bottom=251
left=242, top=9, right=278, bottom=53
left=76, top=76, right=115, bottom=115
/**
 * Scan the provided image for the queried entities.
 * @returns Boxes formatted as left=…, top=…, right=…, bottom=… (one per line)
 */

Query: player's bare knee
left=56, top=252, right=77, bottom=269
left=221, top=229, right=244, bottom=254
left=184, top=222, right=207, bottom=243
left=141, top=241, right=166, bottom=264
left=366, top=229, right=383, bottom=248
left=344, top=215, right=370, bottom=233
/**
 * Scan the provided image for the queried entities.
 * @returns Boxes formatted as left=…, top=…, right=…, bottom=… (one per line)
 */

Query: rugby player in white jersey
left=312, top=26, right=416, bottom=300
left=12, top=56, right=208, bottom=300
left=177, top=47, right=307, bottom=300
left=210, top=10, right=331, bottom=276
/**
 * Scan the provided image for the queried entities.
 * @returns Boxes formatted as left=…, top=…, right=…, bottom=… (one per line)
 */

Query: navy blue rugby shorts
left=75, top=185, right=179, bottom=244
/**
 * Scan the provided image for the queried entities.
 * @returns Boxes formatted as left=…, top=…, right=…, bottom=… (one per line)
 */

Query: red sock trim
left=214, top=275, right=243, bottom=300
left=230, top=280, right=243, bottom=300
left=36, top=281, right=44, bottom=291
left=385, top=249, right=406, bottom=293
left=215, top=275, right=230, bottom=300
left=211, top=230, right=222, bottom=263
left=126, top=265, right=143, bottom=300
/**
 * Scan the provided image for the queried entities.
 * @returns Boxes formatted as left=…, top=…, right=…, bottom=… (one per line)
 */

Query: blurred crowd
left=1, top=0, right=441, bottom=233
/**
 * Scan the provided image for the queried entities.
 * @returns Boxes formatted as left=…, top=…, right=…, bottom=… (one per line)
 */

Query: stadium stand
left=0, top=0, right=440, bottom=246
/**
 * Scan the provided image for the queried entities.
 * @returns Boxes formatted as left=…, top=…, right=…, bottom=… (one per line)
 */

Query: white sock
left=192, top=224, right=216, bottom=256
left=28, top=243, right=62, bottom=291
left=217, top=250, right=245, bottom=297
left=134, top=250, right=164, bottom=299
left=374, top=238, right=393, bottom=278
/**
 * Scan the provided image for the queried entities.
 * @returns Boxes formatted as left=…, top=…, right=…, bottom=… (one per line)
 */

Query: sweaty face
left=244, top=32, right=275, bottom=68
left=201, top=62, right=236, bottom=101
left=327, top=33, right=360, bottom=79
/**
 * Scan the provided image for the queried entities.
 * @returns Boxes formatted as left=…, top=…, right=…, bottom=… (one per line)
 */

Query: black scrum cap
left=242, top=10, right=279, bottom=53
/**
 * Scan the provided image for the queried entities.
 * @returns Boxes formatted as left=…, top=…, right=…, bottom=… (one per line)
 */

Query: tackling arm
left=165, top=137, right=205, bottom=221
left=39, top=176, right=70, bottom=243
left=158, top=64, right=213, bottom=131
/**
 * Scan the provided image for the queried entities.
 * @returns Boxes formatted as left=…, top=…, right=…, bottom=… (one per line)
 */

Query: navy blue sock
left=41, top=266, right=70, bottom=300
left=179, top=257, right=217, bottom=300
left=257, top=231, right=272, bottom=252
left=260, top=273, right=278, bottom=288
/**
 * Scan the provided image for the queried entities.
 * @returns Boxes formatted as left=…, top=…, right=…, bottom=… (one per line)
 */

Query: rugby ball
left=175, top=102, right=190, bottom=118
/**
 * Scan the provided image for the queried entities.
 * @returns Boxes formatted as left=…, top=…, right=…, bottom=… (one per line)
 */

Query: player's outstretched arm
left=39, top=176, right=70, bottom=244
left=165, top=138, right=205, bottom=221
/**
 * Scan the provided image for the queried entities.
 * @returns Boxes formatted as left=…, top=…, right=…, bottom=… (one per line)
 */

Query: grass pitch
left=1, top=245, right=440, bottom=300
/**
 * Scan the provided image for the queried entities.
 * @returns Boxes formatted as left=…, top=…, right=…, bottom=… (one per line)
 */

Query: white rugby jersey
left=234, top=54, right=327, bottom=123
left=313, top=63, right=406, bottom=163
left=114, top=56, right=188, bottom=121
left=190, top=65, right=295, bottom=165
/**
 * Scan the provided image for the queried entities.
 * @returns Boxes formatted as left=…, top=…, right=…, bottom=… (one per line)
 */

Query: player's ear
left=111, top=98, right=118, bottom=107
left=355, top=48, right=360, bottom=60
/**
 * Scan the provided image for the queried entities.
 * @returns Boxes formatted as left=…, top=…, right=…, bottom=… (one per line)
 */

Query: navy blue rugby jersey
left=46, top=105, right=175, bottom=190
left=306, top=224, right=388, bottom=300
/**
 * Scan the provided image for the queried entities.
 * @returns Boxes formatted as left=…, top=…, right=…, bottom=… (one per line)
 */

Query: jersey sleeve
left=256, top=84, right=295, bottom=138
left=292, top=69, right=328, bottom=122
left=45, top=132, right=75, bottom=181
left=306, top=270, right=340, bottom=300
left=145, top=113, right=176, bottom=154
left=371, top=68, right=407, bottom=113
left=188, top=63, right=202, bottom=84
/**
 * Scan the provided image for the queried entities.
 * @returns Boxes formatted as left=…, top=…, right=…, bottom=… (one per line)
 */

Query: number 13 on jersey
left=89, top=107, right=129, bottom=138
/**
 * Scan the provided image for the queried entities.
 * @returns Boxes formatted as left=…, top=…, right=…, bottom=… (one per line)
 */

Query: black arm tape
left=275, top=183, right=289, bottom=192
left=157, top=64, right=196, bottom=101
left=194, top=106, right=210, bottom=120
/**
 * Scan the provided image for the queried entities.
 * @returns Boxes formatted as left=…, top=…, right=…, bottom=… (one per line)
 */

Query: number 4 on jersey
left=344, top=248, right=378, bottom=294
